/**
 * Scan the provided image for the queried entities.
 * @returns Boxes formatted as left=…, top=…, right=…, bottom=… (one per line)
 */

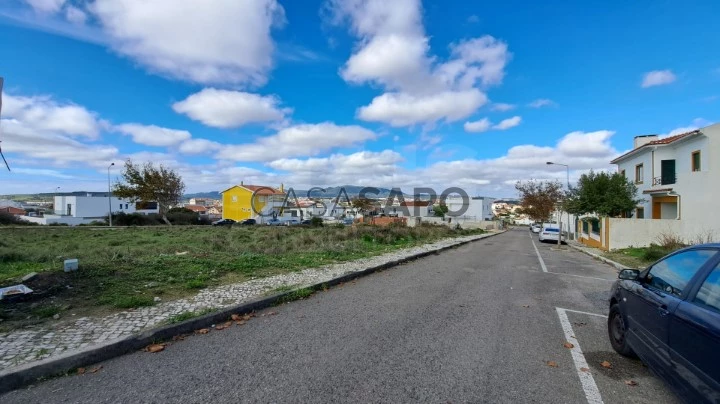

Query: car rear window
left=544, top=228, right=559, bottom=232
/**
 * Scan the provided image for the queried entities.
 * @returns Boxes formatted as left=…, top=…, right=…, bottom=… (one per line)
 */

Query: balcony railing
left=652, top=174, right=676, bottom=186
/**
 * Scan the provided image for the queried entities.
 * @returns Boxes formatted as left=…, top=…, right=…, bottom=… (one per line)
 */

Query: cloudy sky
left=0, top=0, right=718, bottom=197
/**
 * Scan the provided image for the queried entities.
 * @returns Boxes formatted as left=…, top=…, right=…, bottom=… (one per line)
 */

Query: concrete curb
left=0, top=230, right=505, bottom=394
left=567, top=242, right=628, bottom=271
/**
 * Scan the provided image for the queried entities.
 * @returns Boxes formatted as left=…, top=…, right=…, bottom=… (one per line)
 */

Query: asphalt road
left=2, top=228, right=680, bottom=403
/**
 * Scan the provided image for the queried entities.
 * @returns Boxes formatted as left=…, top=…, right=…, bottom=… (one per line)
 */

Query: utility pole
left=547, top=161, right=571, bottom=245
left=108, top=162, right=115, bottom=226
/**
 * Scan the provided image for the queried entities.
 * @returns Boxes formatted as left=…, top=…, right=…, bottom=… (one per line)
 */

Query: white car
left=530, top=224, right=542, bottom=233
left=538, top=224, right=565, bottom=243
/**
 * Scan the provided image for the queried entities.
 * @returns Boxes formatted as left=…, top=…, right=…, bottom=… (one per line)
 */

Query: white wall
left=53, top=196, right=159, bottom=217
left=20, top=215, right=98, bottom=226
left=444, top=197, right=494, bottom=221
left=608, top=218, right=720, bottom=249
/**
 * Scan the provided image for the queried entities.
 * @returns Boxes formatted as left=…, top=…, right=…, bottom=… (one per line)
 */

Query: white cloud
left=25, top=0, right=65, bottom=13
left=327, top=0, right=510, bottom=127
left=216, top=122, right=376, bottom=162
left=13, top=167, right=76, bottom=179
left=358, top=89, right=487, bottom=127
left=115, top=124, right=191, bottom=147
left=3, top=93, right=101, bottom=139
left=91, top=0, right=284, bottom=85
left=467, top=15, right=480, bottom=24
left=464, top=118, right=492, bottom=133
left=660, top=118, right=713, bottom=138
left=178, top=139, right=222, bottom=155
left=641, top=70, right=676, bottom=88
left=493, top=116, right=521, bottom=130
left=490, top=103, right=515, bottom=112
left=528, top=98, right=555, bottom=108
left=557, top=130, right=615, bottom=157
left=172, top=88, right=290, bottom=128
left=65, top=6, right=87, bottom=24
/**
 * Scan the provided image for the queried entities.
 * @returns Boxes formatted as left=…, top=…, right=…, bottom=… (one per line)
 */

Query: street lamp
left=108, top=163, right=115, bottom=227
left=547, top=161, right=571, bottom=246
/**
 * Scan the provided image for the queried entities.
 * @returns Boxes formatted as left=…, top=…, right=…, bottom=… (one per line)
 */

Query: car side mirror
left=618, top=269, right=640, bottom=281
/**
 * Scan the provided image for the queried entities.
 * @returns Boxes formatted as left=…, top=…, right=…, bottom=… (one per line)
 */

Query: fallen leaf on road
left=600, top=361, right=612, bottom=369
left=145, top=344, right=165, bottom=353
left=522, top=305, right=530, bottom=308
left=215, top=321, right=233, bottom=330
left=172, top=334, right=186, bottom=341
left=625, top=380, right=638, bottom=386
left=580, top=367, right=590, bottom=372
left=574, top=322, right=587, bottom=327
left=267, top=311, right=278, bottom=316
left=195, top=328, right=210, bottom=334
left=546, top=361, right=559, bottom=368
left=242, top=314, right=252, bottom=321
left=231, top=314, right=241, bottom=321
left=77, top=367, right=86, bottom=375
left=563, top=342, right=574, bottom=349
left=89, top=366, right=103, bottom=373
left=235, top=320, right=246, bottom=326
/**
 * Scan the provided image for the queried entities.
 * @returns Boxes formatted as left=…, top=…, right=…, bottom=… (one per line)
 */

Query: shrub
left=0, top=212, right=22, bottom=225
left=309, top=217, right=324, bottom=227
left=642, top=244, right=670, bottom=262
left=656, top=231, right=686, bottom=251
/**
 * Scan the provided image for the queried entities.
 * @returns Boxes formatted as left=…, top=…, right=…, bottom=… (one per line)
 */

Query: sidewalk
left=0, top=232, right=498, bottom=371
left=566, top=240, right=628, bottom=271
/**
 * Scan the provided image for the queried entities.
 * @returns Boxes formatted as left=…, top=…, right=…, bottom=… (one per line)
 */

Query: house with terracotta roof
left=220, top=182, right=285, bottom=223
left=183, top=204, right=208, bottom=215
left=0, top=206, right=27, bottom=216
left=577, top=123, right=719, bottom=250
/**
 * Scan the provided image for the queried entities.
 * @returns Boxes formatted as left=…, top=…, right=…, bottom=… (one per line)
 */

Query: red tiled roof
left=611, top=130, right=701, bottom=164
left=184, top=204, right=208, bottom=213
left=400, top=201, right=431, bottom=207
left=0, top=206, right=26, bottom=215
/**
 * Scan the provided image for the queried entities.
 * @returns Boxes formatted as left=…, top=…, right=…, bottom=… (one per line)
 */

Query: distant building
left=0, top=206, right=26, bottom=216
left=444, top=196, right=495, bottom=221
left=221, top=183, right=285, bottom=223
left=20, top=194, right=158, bottom=225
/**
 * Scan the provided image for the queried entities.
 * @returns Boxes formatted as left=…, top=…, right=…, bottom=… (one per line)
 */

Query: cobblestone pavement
left=0, top=233, right=494, bottom=371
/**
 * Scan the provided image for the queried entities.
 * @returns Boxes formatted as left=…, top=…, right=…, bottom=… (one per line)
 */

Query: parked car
left=608, top=244, right=720, bottom=403
left=284, top=219, right=300, bottom=226
left=530, top=224, right=542, bottom=233
left=238, top=219, right=256, bottom=226
left=342, top=218, right=354, bottom=225
left=266, top=218, right=283, bottom=226
left=211, top=218, right=235, bottom=227
left=537, top=224, right=565, bottom=243
left=300, top=219, right=313, bottom=225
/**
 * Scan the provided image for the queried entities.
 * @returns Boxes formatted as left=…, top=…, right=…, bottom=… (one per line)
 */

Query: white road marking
left=529, top=233, right=548, bottom=272
left=559, top=307, right=608, bottom=318
left=546, top=272, right=614, bottom=282
left=556, top=307, right=604, bottom=404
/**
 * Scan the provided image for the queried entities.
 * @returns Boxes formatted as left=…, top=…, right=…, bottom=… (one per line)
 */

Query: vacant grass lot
left=0, top=224, right=483, bottom=329
left=602, top=244, right=682, bottom=269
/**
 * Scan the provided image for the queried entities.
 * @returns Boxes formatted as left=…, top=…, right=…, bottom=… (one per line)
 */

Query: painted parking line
left=556, top=307, right=605, bottom=404
left=529, top=232, right=548, bottom=272
left=546, top=272, right=614, bottom=282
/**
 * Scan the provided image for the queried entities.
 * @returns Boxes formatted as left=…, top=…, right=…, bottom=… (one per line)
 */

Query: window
left=590, top=219, right=601, bottom=234
left=231, top=196, right=238, bottom=202
left=635, top=164, right=644, bottom=184
left=692, top=150, right=701, bottom=172
left=620, top=169, right=626, bottom=177
left=125, top=204, right=129, bottom=210
left=695, top=262, right=720, bottom=313
left=646, top=250, right=717, bottom=297
left=119, top=204, right=122, bottom=210
left=636, top=207, right=644, bottom=219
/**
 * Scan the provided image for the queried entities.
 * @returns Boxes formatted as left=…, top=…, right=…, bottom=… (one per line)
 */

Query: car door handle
left=658, top=304, right=670, bottom=316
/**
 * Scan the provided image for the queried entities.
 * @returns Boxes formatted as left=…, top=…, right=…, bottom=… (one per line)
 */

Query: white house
left=20, top=194, right=159, bottom=225
left=444, top=196, right=495, bottom=221
left=579, top=123, right=719, bottom=250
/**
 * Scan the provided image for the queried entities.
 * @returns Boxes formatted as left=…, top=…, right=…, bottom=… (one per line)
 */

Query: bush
left=309, top=217, right=324, bottom=227
left=642, top=244, right=670, bottom=262
left=0, top=212, right=22, bottom=225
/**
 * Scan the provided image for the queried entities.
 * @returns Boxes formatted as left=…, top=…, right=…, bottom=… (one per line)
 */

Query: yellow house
left=221, top=183, right=285, bottom=221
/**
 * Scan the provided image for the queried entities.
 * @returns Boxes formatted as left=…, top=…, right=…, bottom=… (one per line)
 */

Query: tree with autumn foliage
left=112, top=160, right=185, bottom=225
left=515, top=180, right=564, bottom=223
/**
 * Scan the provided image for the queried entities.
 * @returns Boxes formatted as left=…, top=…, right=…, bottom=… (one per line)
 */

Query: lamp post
left=547, top=162, right=571, bottom=246
left=108, top=163, right=115, bottom=227
left=54, top=187, right=60, bottom=215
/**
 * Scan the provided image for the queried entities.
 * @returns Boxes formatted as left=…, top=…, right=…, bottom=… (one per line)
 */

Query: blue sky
left=0, top=0, right=718, bottom=197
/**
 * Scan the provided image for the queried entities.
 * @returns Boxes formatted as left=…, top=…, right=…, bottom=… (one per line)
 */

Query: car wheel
left=608, top=304, right=636, bottom=357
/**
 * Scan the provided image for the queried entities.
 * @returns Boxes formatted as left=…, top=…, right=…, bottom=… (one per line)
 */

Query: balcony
left=652, top=174, right=676, bottom=186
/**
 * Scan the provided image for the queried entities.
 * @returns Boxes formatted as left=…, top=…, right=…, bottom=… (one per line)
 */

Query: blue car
left=608, top=244, right=720, bottom=403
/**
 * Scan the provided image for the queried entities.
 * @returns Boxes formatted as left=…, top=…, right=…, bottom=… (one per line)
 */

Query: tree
left=565, top=170, right=639, bottom=217
left=113, top=160, right=185, bottom=225
left=515, top=180, right=564, bottom=223
left=433, top=203, right=449, bottom=218
left=351, top=197, right=375, bottom=215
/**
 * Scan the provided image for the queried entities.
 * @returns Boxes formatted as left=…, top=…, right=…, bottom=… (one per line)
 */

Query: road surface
left=2, top=228, right=679, bottom=403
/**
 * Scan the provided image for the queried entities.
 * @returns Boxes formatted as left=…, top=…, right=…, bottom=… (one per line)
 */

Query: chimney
left=240, top=181, right=243, bottom=186
left=634, top=135, right=659, bottom=149
left=280, top=183, right=284, bottom=192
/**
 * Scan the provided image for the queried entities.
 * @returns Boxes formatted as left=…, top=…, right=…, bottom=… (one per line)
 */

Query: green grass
left=31, top=305, right=61, bottom=318
left=275, top=287, right=315, bottom=305
left=166, top=307, right=217, bottom=324
left=603, top=244, right=681, bottom=269
left=0, top=224, right=483, bottom=328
